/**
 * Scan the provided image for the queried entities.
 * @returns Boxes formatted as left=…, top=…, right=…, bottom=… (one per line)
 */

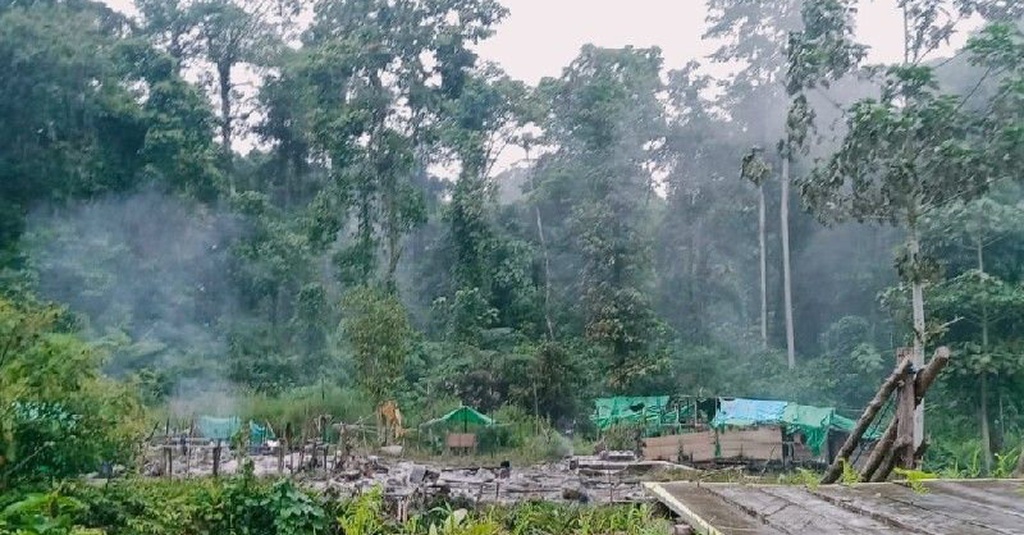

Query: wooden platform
left=644, top=479, right=1024, bottom=535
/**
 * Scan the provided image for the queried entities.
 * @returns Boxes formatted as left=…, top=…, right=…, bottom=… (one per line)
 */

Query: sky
left=473, top=0, right=913, bottom=84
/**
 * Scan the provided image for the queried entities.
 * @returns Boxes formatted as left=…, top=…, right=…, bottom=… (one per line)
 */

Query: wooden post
left=821, top=352, right=913, bottom=484
left=165, top=445, right=173, bottom=478
left=213, top=440, right=222, bottom=478
left=278, top=442, right=285, bottom=474
left=895, top=348, right=917, bottom=469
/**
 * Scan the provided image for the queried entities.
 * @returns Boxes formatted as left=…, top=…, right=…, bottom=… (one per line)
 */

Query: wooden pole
left=165, top=445, right=173, bottom=478
left=213, top=440, right=222, bottom=478
left=895, top=348, right=916, bottom=469
left=821, top=352, right=914, bottom=484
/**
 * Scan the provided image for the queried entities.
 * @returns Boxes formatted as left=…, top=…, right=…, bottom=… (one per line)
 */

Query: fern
left=894, top=468, right=935, bottom=494
left=839, top=459, right=860, bottom=486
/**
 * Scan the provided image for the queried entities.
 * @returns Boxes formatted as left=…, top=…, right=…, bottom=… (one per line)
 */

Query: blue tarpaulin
left=711, top=398, right=788, bottom=428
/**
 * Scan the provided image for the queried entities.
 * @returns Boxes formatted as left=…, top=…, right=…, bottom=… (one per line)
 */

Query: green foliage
left=893, top=468, right=936, bottom=494
left=839, top=458, right=859, bottom=486
left=0, top=298, right=145, bottom=490
left=0, top=478, right=666, bottom=535
left=342, top=286, right=413, bottom=407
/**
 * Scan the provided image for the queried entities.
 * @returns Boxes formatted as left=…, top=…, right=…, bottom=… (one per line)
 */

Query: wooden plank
left=762, top=486, right=924, bottom=534
left=836, top=482, right=1024, bottom=534
left=924, top=480, right=1024, bottom=517
left=706, top=485, right=896, bottom=534
left=643, top=432, right=717, bottom=462
left=643, top=482, right=786, bottom=535
left=718, top=428, right=783, bottom=461
left=810, top=484, right=1004, bottom=535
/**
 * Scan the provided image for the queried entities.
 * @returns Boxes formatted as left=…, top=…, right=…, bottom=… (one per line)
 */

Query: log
left=914, top=346, right=950, bottom=404
left=859, top=419, right=897, bottom=482
left=871, top=439, right=910, bottom=482
left=821, top=354, right=914, bottom=484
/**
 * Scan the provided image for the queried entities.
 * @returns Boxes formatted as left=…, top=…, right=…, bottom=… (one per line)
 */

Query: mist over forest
left=2, top=0, right=1024, bottom=479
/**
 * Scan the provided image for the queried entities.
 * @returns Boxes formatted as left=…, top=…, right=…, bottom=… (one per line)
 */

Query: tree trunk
left=535, top=205, right=555, bottom=340
left=217, top=60, right=235, bottom=193
left=781, top=156, right=795, bottom=368
left=526, top=147, right=555, bottom=340
left=980, top=374, right=992, bottom=474
left=907, top=220, right=925, bottom=450
left=977, top=237, right=993, bottom=473
left=758, top=184, right=768, bottom=349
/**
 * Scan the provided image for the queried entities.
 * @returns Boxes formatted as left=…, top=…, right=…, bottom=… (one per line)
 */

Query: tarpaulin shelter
left=249, top=420, right=276, bottom=445
left=710, top=398, right=879, bottom=456
left=197, top=416, right=276, bottom=445
left=591, top=396, right=674, bottom=434
left=197, top=416, right=241, bottom=441
left=422, top=406, right=494, bottom=431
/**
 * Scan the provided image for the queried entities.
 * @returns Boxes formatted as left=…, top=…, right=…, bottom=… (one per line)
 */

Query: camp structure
left=421, top=405, right=494, bottom=454
left=640, top=397, right=877, bottom=466
left=590, top=396, right=687, bottom=437
left=195, top=415, right=277, bottom=449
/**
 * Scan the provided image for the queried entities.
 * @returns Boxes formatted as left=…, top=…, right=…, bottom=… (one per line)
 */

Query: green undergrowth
left=0, top=470, right=668, bottom=535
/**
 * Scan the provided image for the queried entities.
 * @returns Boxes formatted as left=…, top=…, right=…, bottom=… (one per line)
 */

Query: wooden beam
left=860, top=419, right=897, bottom=482
left=822, top=352, right=913, bottom=484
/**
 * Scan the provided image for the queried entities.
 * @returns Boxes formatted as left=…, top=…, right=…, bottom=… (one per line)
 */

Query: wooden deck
left=644, top=479, right=1024, bottom=535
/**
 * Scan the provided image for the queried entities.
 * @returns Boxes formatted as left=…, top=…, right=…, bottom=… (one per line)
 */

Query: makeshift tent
left=710, top=398, right=787, bottom=428
left=591, top=396, right=672, bottom=434
left=423, top=406, right=494, bottom=431
left=249, top=420, right=275, bottom=445
left=710, top=398, right=880, bottom=456
left=197, top=416, right=241, bottom=441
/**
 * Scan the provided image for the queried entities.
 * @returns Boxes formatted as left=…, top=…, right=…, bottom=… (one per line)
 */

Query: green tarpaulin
left=249, top=420, right=275, bottom=444
left=197, top=416, right=241, bottom=441
left=423, top=406, right=494, bottom=429
left=591, top=396, right=671, bottom=432
left=709, top=399, right=882, bottom=456
left=781, top=404, right=835, bottom=456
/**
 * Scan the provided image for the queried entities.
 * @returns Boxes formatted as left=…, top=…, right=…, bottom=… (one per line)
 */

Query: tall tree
left=800, top=0, right=995, bottom=448
left=540, top=46, right=667, bottom=390
left=742, top=147, right=772, bottom=348
left=298, top=0, right=506, bottom=289
left=192, top=0, right=297, bottom=186
left=924, top=187, right=1024, bottom=471
left=782, top=0, right=867, bottom=367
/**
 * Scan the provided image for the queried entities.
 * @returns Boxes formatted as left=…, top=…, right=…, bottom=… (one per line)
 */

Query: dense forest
left=2, top=0, right=1024, bottom=490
